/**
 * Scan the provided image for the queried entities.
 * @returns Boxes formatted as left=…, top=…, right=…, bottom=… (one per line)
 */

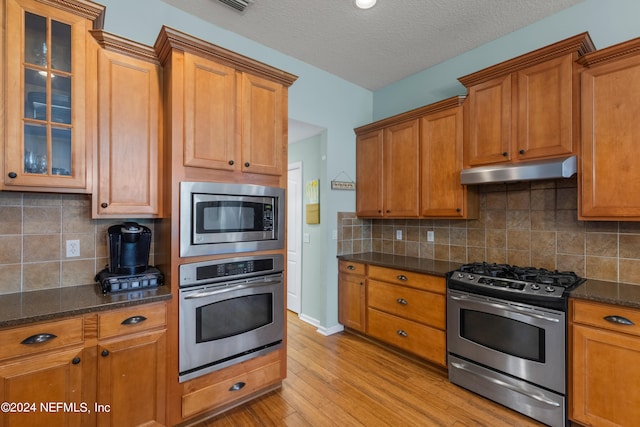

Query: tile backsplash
left=0, top=192, right=157, bottom=295
left=338, top=177, right=640, bottom=285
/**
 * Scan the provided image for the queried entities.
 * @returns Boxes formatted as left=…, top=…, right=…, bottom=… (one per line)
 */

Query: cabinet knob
left=386, top=210, right=391, bottom=213
left=456, top=208, right=461, bottom=213
left=228, top=160, right=234, bottom=165
left=7, top=172, right=17, bottom=179
left=519, top=149, right=525, bottom=155
left=502, top=152, right=508, bottom=157
left=101, top=349, right=110, bottom=357
left=396, top=298, right=408, bottom=305
left=244, top=162, right=250, bottom=167
left=397, top=275, right=408, bottom=281
left=396, top=330, right=408, bottom=337
left=72, top=357, right=81, bottom=365
left=101, top=203, right=108, bottom=208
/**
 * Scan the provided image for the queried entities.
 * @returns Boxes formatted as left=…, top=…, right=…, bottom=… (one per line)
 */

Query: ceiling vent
left=217, top=0, right=254, bottom=12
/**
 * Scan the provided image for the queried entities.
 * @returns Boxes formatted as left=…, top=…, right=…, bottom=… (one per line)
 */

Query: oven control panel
left=179, top=254, right=284, bottom=288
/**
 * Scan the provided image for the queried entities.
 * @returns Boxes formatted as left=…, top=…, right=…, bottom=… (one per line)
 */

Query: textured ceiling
left=159, top=0, right=583, bottom=91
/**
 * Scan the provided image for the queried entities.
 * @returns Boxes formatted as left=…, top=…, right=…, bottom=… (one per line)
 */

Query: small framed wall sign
left=330, top=171, right=355, bottom=190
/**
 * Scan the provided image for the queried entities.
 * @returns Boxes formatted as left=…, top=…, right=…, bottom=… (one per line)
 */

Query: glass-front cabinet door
left=4, top=0, right=102, bottom=190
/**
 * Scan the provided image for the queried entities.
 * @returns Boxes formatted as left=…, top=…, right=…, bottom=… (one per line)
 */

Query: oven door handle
left=450, top=361, right=561, bottom=408
left=449, top=294, right=560, bottom=323
left=184, top=279, right=281, bottom=299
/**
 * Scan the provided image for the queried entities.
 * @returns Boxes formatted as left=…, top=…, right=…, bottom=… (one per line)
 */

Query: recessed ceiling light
left=355, top=0, right=377, bottom=10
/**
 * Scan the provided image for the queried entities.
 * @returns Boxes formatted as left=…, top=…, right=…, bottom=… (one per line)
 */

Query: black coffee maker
left=95, top=222, right=162, bottom=294
left=108, top=222, right=152, bottom=275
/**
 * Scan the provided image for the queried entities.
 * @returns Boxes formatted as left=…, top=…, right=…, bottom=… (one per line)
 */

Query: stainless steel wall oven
left=179, top=255, right=284, bottom=382
left=446, top=263, right=584, bottom=427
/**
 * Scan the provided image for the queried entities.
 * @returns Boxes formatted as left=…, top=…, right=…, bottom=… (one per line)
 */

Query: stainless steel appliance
left=179, top=254, right=285, bottom=382
left=446, top=263, right=584, bottom=427
left=180, top=181, right=285, bottom=257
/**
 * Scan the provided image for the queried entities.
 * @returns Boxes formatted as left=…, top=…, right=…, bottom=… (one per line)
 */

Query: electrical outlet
left=427, top=231, right=434, bottom=242
left=396, top=230, right=402, bottom=240
left=66, top=239, right=80, bottom=258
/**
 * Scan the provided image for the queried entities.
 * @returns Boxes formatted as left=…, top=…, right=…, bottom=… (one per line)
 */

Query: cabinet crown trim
left=354, top=96, right=465, bottom=135
left=578, top=37, right=640, bottom=67
left=458, top=32, right=595, bottom=88
left=90, top=30, right=160, bottom=63
left=154, top=26, right=298, bottom=87
left=36, top=0, right=105, bottom=27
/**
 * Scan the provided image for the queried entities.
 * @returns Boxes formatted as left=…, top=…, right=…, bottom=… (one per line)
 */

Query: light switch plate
left=427, top=231, right=434, bottom=242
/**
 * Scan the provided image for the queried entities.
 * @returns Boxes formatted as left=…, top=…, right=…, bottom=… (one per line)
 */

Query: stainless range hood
left=460, top=156, right=577, bottom=185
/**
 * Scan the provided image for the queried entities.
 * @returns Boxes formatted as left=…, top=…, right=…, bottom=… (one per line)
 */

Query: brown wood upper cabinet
left=578, top=37, right=640, bottom=220
left=2, top=0, right=104, bottom=192
left=459, top=33, right=595, bottom=167
left=155, top=26, right=296, bottom=179
left=355, top=96, right=476, bottom=219
left=91, top=31, right=163, bottom=218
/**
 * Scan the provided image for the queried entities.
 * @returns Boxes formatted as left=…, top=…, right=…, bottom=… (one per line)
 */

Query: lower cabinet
left=338, top=260, right=367, bottom=332
left=0, top=301, right=167, bottom=427
left=338, top=261, right=446, bottom=367
left=570, top=299, right=640, bottom=426
left=95, top=303, right=167, bottom=427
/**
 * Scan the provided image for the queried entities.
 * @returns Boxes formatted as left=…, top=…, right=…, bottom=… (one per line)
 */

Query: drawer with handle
left=368, top=280, right=445, bottom=329
left=98, top=302, right=167, bottom=339
left=572, top=299, right=640, bottom=337
left=368, top=265, right=445, bottom=294
left=367, top=308, right=446, bottom=366
left=339, top=260, right=365, bottom=275
left=0, top=317, right=84, bottom=361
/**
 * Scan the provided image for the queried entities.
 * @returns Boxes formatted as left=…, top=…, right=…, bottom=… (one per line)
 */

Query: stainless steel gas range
left=446, top=263, right=585, bottom=427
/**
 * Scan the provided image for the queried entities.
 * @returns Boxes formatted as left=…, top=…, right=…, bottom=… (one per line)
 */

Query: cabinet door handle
left=502, top=152, right=508, bottom=157
left=121, top=315, right=147, bottom=325
left=228, top=160, right=234, bottom=165
left=21, top=333, right=57, bottom=345
left=101, top=349, right=110, bottom=357
left=396, top=330, right=408, bottom=337
left=244, top=162, right=250, bottom=167
left=519, top=149, right=525, bottom=155
left=7, top=172, right=17, bottom=179
left=347, top=265, right=355, bottom=270
left=396, top=298, right=408, bottom=305
left=101, top=202, right=108, bottom=208
left=604, top=315, right=635, bottom=326
left=229, top=381, right=246, bottom=392
left=72, top=357, right=81, bottom=365
left=397, top=275, right=408, bottom=281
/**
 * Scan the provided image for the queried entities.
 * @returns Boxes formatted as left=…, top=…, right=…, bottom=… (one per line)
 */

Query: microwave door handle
left=449, top=294, right=560, bottom=323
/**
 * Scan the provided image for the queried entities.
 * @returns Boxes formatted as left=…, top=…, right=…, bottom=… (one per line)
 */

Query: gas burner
left=448, top=262, right=585, bottom=310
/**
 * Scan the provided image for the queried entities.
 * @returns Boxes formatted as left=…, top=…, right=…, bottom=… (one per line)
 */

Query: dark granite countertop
left=338, top=252, right=640, bottom=310
left=570, top=279, right=640, bottom=309
left=337, top=252, right=461, bottom=277
left=0, top=284, right=172, bottom=328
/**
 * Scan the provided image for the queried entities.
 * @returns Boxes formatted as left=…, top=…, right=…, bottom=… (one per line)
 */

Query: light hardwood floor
left=195, top=311, right=545, bottom=426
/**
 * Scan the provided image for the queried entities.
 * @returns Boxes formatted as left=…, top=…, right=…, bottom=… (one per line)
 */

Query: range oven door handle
left=184, top=279, right=281, bottom=299
left=450, top=361, right=561, bottom=408
left=449, top=294, right=560, bottom=323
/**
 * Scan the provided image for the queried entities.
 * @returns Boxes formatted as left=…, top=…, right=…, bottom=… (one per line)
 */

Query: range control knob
left=457, top=273, right=464, bottom=279
left=545, top=286, right=556, bottom=293
left=531, top=284, right=541, bottom=291
left=467, top=274, right=475, bottom=281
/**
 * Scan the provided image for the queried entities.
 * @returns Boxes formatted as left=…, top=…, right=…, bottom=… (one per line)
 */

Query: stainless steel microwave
left=180, top=181, right=285, bottom=257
